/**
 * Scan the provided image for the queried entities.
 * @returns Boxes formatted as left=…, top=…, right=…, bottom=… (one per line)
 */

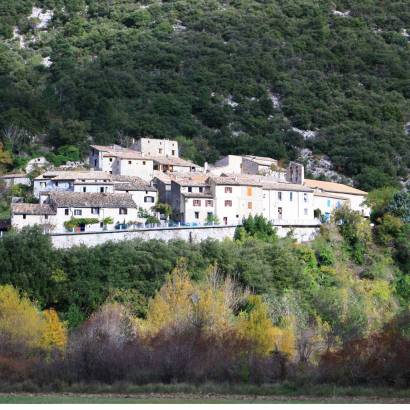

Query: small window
left=188, top=186, right=192, bottom=193
left=246, top=186, right=253, bottom=196
left=225, top=187, right=233, bottom=193
left=143, top=161, right=146, bottom=165
left=199, top=187, right=203, bottom=193
left=205, top=200, right=213, bottom=207
left=278, top=192, right=282, bottom=201
left=83, top=187, right=86, bottom=193
left=64, top=209, right=69, bottom=215
left=172, top=150, right=175, bottom=155
left=128, top=160, right=132, bottom=165
left=289, top=192, right=293, bottom=201
left=119, top=207, right=127, bottom=215
left=91, top=207, right=100, bottom=215
left=109, top=158, right=113, bottom=162
left=194, top=211, right=199, bottom=219
left=159, top=148, right=163, bottom=154
left=144, top=196, right=154, bottom=203
left=100, top=222, right=104, bottom=228
left=55, top=182, right=59, bottom=187
left=100, top=187, right=104, bottom=193
left=193, top=200, right=201, bottom=207
left=23, top=214, right=26, bottom=219
left=44, top=215, right=48, bottom=220
left=74, top=209, right=82, bottom=216
left=304, top=208, right=308, bottom=216
left=304, top=193, right=308, bottom=203
left=278, top=207, right=283, bottom=219
left=225, top=200, right=232, bottom=207
left=248, top=202, right=253, bottom=209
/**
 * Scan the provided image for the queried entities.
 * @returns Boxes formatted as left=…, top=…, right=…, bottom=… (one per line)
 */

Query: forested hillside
left=1, top=0, right=410, bottom=189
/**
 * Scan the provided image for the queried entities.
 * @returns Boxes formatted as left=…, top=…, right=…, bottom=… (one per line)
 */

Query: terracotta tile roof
left=209, top=175, right=263, bottom=187
left=304, top=179, right=367, bottom=195
left=12, top=203, right=56, bottom=215
left=312, top=191, right=349, bottom=200
left=172, top=175, right=209, bottom=187
left=47, top=192, right=137, bottom=208
left=112, top=175, right=156, bottom=191
left=0, top=173, right=28, bottom=179
left=152, top=156, right=197, bottom=167
left=261, top=181, right=313, bottom=192
left=36, top=170, right=112, bottom=181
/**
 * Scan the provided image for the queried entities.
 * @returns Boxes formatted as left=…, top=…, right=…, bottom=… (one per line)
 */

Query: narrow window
left=278, top=207, right=283, bottom=219
left=109, top=158, right=113, bottom=162
left=91, top=207, right=100, bottom=215
left=44, top=215, right=48, bottom=220
left=119, top=207, right=127, bottom=215
left=248, top=202, right=253, bottom=209
left=128, top=160, right=132, bottom=165
left=100, top=187, right=104, bottom=193
left=64, top=209, right=69, bottom=215
left=143, top=161, right=146, bottom=165
left=83, top=187, right=86, bottom=193
left=199, top=187, right=203, bottom=193
left=224, top=187, right=233, bottom=193
left=247, top=186, right=253, bottom=196
left=23, top=214, right=26, bottom=219
left=172, top=150, right=175, bottom=156
left=194, top=212, right=199, bottom=219
left=278, top=192, right=282, bottom=201
left=289, top=192, right=293, bottom=201
left=193, top=200, right=201, bottom=207
left=188, top=186, right=192, bottom=193
left=304, top=193, right=308, bottom=203
left=225, top=200, right=232, bottom=207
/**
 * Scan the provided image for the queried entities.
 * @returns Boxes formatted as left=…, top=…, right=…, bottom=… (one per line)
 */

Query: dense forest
left=1, top=0, right=410, bottom=189
left=0, top=196, right=409, bottom=387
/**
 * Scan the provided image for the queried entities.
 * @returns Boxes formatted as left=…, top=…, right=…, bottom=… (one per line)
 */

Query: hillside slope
left=1, top=0, right=410, bottom=189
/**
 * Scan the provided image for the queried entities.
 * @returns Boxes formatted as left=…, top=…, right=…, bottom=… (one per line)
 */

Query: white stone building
left=33, top=170, right=113, bottom=198
left=12, top=192, right=139, bottom=233
left=0, top=173, right=31, bottom=188
left=25, top=157, right=50, bottom=173
left=304, top=179, right=369, bottom=218
left=132, top=138, right=179, bottom=157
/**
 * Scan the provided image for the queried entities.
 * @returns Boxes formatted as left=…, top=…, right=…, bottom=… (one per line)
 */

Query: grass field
left=0, top=394, right=408, bottom=404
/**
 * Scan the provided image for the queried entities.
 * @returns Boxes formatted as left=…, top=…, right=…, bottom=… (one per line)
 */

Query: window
left=91, top=207, right=100, bottom=215
left=119, top=207, right=127, bottom=215
left=109, top=158, right=113, bottom=162
left=194, top=212, right=199, bottom=219
left=23, top=214, right=26, bottom=219
left=193, top=200, right=201, bottom=207
left=188, top=186, right=192, bottom=193
left=83, top=187, right=86, bottom=193
left=207, top=212, right=213, bottom=218
left=143, top=161, right=146, bottom=165
left=144, top=196, right=154, bottom=203
left=248, top=202, right=253, bottom=209
left=128, top=160, right=132, bottom=165
left=224, top=186, right=233, bottom=193
left=225, top=200, right=232, bottom=207
left=100, top=187, right=104, bottom=193
left=44, top=215, right=48, bottom=220
left=278, top=207, right=283, bottom=219
left=199, top=187, right=203, bottom=193
left=278, top=192, right=282, bottom=201
left=100, top=222, right=104, bottom=228
left=289, top=192, right=293, bottom=201
left=304, top=193, right=308, bottom=203
left=40, top=182, right=46, bottom=188
left=247, top=186, right=253, bottom=196
left=74, top=209, right=82, bottom=216
left=327, top=199, right=331, bottom=207
left=172, top=150, right=175, bottom=156
left=64, top=209, right=69, bottom=215
left=159, top=148, right=163, bottom=154
left=109, top=171, right=112, bottom=174
left=223, top=217, right=228, bottom=225
left=304, top=208, right=308, bottom=216
left=205, top=200, right=213, bottom=207
left=55, top=182, right=59, bottom=187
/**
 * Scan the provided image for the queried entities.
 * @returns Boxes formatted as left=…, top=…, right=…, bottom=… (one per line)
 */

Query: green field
left=0, top=394, right=408, bottom=404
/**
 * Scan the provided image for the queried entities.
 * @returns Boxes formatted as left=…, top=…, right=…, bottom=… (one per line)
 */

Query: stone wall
left=49, top=224, right=320, bottom=249
left=50, top=225, right=238, bottom=249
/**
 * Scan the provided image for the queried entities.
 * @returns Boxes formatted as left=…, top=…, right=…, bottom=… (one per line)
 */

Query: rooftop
left=12, top=203, right=56, bottom=215
left=182, top=192, right=214, bottom=199
left=304, top=179, right=367, bottom=195
left=209, top=175, right=263, bottom=187
left=36, top=170, right=112, bottom=181
left=46, top=192, right=137, bottom=208
left=0, top=173, right=28, bottom=179
left=113, top=175, right=156, bottom=192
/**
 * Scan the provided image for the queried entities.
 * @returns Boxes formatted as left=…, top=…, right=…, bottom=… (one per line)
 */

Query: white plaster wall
left=128, top=190, right=157, bottom=212
left=73, top=184, right=113, bottom=193
left=313, top=195, right=347, bottom=219
left=134, top=138, right=179, bottom=157
left=117, top=159, right=154, bottom=180
left=182, top=197, right=214, bottom=224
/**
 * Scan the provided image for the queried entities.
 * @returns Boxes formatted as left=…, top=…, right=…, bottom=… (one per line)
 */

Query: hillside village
left=1, top=137, right=369, bottom=239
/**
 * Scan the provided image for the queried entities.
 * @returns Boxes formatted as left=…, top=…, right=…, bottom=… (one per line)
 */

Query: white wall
left=182, top=197, right=215, bottom=224
left=133, top=138, right=179, bottom=157
left=212, top=184, right=264, bottom=225
left=263, top=189, right=314, bottom=223
left=116, top=159, right=154, bottom=180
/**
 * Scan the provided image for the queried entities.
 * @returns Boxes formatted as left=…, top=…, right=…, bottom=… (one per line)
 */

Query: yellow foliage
left=236, top=295, right=296, bottom=357
left=41, top=309, right=67, bottom=351
left=0, top=285, right=67, bottom=352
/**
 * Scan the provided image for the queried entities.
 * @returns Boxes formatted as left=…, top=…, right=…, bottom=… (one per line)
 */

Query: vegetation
left=1, top=1, right=410, bottom=188
left=0, top=205, right=408, bottom=387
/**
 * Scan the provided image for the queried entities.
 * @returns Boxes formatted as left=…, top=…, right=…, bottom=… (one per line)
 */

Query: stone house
left=131, top=138, right=179, bottom=157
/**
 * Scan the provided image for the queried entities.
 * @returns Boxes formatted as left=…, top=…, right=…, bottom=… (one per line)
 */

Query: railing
left=270, top=218, right=321, bottom=227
